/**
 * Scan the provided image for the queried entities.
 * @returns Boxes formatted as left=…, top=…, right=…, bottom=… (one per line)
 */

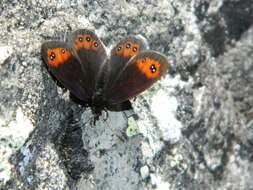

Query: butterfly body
left=41, top=29, right=169, bottom=106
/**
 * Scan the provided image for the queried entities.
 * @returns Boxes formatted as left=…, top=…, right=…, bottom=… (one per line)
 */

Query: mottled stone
left=0, top=0, right=253, bottom=189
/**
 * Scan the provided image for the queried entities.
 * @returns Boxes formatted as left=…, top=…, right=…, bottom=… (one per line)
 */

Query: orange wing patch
left=115, top=44, right=124, bottom=55
left=135, top=57, right=161, bottom=79
left=131, top=43, right=140, bottom=56
left=74, top=34, right=94, bottom=50
left=47, top=48, right=72, bottom=67
left=115, top=42, right=140, bottom=58
left=123, top=42, right=133, bottom=57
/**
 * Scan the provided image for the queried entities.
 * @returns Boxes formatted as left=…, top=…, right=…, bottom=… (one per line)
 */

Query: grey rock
left=1, top=0, right=253, bottom=190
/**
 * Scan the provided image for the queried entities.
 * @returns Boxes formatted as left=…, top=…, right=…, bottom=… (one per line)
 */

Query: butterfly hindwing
left=41, top=41, right=89, bottom=101
left=104, top=50, right=169, bottom=104
left=70, top=29, right=107, bottom=94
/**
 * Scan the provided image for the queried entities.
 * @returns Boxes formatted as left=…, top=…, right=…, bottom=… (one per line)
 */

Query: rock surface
left=0, top=0, right=253, bottom=189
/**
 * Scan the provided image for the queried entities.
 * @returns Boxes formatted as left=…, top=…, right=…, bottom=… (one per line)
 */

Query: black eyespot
left=50, top=52, right=56, bottom=60
left=94, top=41, right=98, bottom=47
left=150, top=64, right=156, bottom=73
left=126, top=43, right=131, bottom=48
left=132, top=47, right=137, bottom=52
left=79, top=37, right=83, bottom=42
left=61, top=49, right=65, bottom=54
left=117, top=46, right=122, bottom=51
left=86, top=36, right=91, bottom=42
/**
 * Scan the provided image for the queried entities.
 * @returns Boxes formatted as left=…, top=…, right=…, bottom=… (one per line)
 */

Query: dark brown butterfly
left=41, top=29, right=169, bottom=106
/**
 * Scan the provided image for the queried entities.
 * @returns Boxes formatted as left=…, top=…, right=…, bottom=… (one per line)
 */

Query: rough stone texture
left=0, top=0, right=253, bottom=190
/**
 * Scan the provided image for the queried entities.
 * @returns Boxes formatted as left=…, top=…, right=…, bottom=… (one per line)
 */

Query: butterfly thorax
left=91, top=88, right=105, bottom=106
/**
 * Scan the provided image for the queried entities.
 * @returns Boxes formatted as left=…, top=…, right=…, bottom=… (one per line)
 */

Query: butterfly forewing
left=104, top=51, right=169, bottom=104
left=41, top=41, right=90, bottom=100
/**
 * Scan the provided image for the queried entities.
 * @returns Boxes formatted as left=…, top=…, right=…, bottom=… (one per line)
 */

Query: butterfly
left=41, top=29, right=169, bottom=107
